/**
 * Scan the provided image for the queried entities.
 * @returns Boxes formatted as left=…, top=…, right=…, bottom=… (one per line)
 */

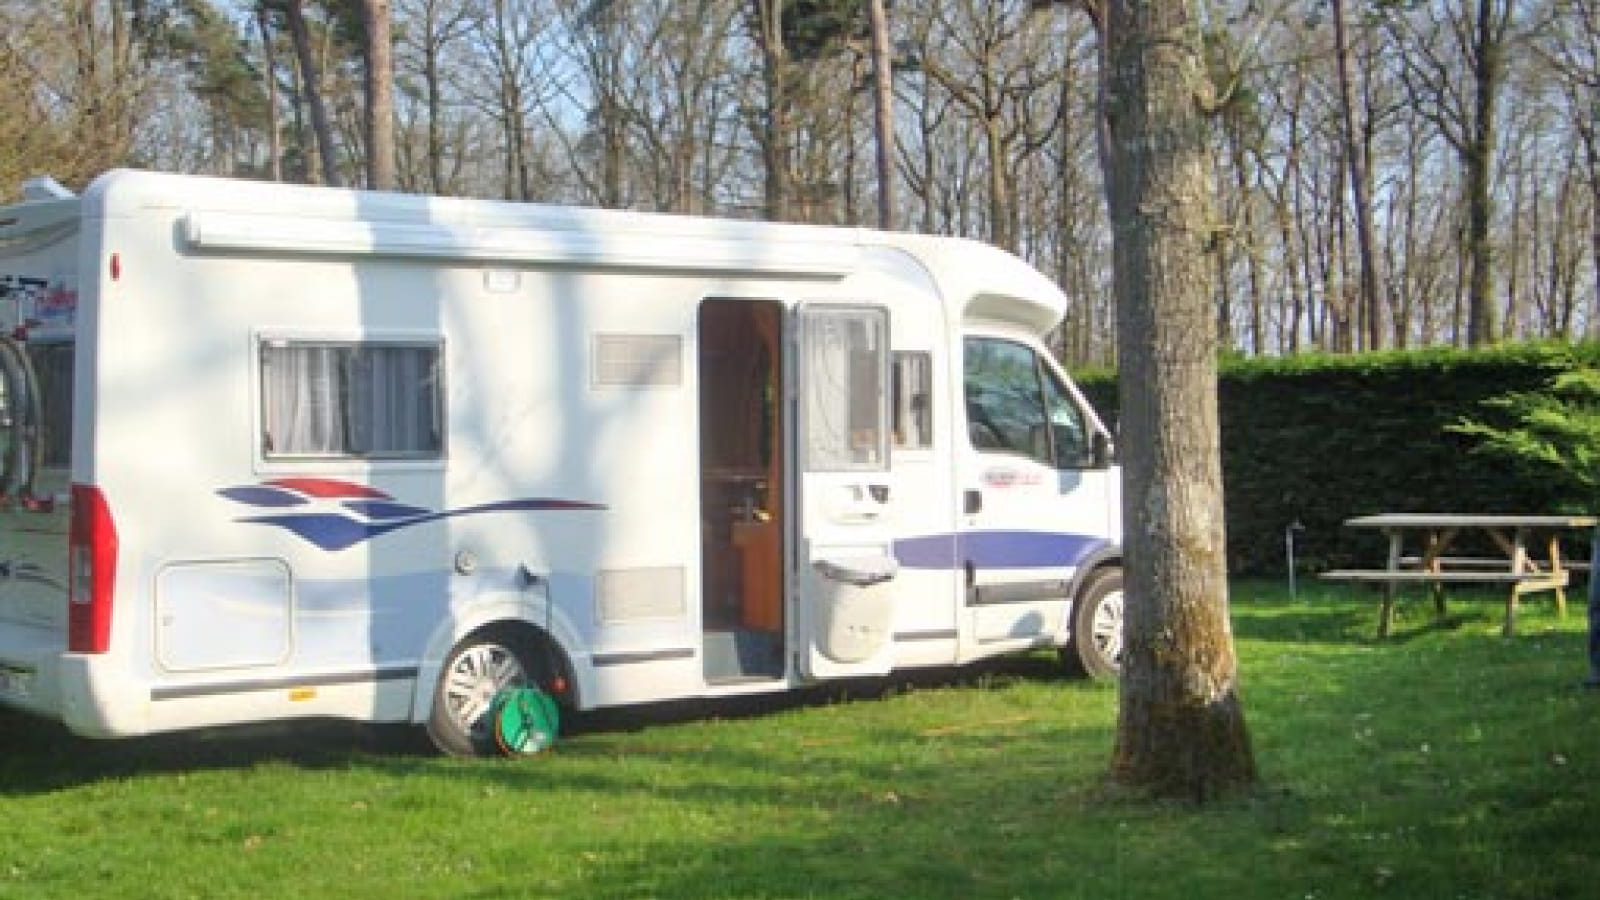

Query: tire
left=426, top=631, right=534, bottom=757
left=1064, top=567, right=1123, bottom=680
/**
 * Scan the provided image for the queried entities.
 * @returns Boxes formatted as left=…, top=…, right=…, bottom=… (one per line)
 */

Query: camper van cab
left=0, top=170, right=1122, bottom=755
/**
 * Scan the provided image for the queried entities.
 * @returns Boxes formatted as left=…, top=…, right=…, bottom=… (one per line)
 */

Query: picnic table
left=1321, top=513, right=1597, bottom=637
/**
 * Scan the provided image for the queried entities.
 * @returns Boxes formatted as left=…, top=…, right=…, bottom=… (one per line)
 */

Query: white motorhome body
left=0, top=170, right=1122, bottom=754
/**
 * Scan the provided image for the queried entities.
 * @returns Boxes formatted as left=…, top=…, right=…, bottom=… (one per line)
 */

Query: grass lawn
left=2, top=581, right=1597, bottom=899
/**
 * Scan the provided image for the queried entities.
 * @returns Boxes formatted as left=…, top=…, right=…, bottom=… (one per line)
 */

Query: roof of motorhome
left=84, top=169, right=1066, bottom=334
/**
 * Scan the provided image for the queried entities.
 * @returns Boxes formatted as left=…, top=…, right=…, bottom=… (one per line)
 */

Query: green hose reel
left=488, top=686, right=560, bottom=756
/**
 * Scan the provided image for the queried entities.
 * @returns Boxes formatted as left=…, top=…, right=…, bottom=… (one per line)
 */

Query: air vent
left=591, top=334, right=682, bottom=387
left=596, top=567, right=686, bottom=622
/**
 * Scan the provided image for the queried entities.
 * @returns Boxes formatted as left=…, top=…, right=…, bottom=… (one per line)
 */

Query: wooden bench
left=1397, top=555, right=1592, bottom=572
left=1320, top=568, right=1570, bottom=638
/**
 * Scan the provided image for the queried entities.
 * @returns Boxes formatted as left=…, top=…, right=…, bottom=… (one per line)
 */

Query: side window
left=260, top=340, right=443, bottom=459
left=963, top=337, right=1090, bottom=469
left=1040, top=365, right=1090, bottom=468
left=802, top=306, right=888, bottom=471
left=892, top=351, right=932, bottom=450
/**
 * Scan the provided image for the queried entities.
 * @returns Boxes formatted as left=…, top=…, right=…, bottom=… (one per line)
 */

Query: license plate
left=0, top=666, right=33, bottom=700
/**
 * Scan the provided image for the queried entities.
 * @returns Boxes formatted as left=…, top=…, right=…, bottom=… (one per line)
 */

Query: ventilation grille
left=592, top=334, right=683, bottom=387
left=596, top=566, right=686, bottom=622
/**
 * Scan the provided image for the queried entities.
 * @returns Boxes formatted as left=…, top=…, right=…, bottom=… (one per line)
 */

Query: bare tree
left=748, top=0, right=793, bottom=220
left=917, top=0, right=1068, bottom=252
left=1536, top=0, right=1600, bottom=337
left=1331, top=0, right=1384, bottom=350
left=282, top=0, right=344, bottom=185
left=1383, top=0, right=1517, bottom=347
left=5, top=0, right=1598, bottom=361
left=468, top=0, right=551, bottom=200
left=393, top=0, right=479, bottom=194
left=867, top=0, right=895, bottom=229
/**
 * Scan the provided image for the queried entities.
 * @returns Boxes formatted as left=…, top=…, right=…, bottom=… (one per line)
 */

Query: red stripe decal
left=265, top=478, right=392, bottom=500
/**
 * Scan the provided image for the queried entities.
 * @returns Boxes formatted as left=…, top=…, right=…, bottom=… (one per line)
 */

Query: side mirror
left=1090, top=431, right=1115, bottom=469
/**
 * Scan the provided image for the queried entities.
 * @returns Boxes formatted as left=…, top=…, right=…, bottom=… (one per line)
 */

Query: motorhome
left=0, top=170, right=1122, bottom=755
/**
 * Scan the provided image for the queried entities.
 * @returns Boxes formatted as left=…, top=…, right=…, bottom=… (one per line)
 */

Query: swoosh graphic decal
left=221, top=482, right=605, bottom=551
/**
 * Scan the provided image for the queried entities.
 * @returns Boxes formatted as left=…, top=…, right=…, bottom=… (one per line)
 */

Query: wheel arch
left=1054, top=542, right=1123, bottom=647
left=410, top=595, right=587, bottom=725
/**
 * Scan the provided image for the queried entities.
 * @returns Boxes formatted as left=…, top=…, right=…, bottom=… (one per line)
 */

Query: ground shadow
left=0, top=653, right=1079, bottom=795
left=1228, top=581, right=1547, bottom=646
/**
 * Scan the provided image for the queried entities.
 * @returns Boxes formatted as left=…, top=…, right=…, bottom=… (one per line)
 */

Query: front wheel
left=1063, top=567, right=1123, bottom=679
left=427, top=632, right=533, bottom=757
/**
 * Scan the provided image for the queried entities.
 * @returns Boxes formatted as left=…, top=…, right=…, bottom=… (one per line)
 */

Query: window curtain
left=348, top=346, right=438, bottom=454
left=263, top=344, right=342, bottom=454
left=262, top=344, right=440, bottom=457
left=803, top=309, right=886, bottom=471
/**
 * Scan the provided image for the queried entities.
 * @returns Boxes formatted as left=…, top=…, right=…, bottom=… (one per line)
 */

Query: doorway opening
left=698, top=299, right=785, bottom=682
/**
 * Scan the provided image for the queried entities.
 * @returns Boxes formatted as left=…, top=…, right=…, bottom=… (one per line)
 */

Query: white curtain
left=262, top=344, right=439, bottom=457
left=803, top=309, right=886, bottom=471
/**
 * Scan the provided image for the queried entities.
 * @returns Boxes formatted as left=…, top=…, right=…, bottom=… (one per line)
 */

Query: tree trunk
left=1465, top=0, right=1499, bottom=346
left=1574, top=90, right=1600, bottom=340
left=256, top=3, right=283, bottom=182
left=361, top=0, right=397, bottom=190
left=1332, top=0, right=1384, bottom=351
left=867, top=0, right=895, bottom=231
left=285, top=0, right=342, bottom=187
left=1225, top=129, right=1263, bottom=355
left=753, top=0, right=790, bottom=222
left=1099, top=0, right=1255, bottom=802
left=422, top=1, right=445, bottom=194
left=986, top=119, right=1013, bottom=252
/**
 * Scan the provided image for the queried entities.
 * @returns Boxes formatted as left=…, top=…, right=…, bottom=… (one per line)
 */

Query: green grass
left=3, top=581, right=1598, bottom=899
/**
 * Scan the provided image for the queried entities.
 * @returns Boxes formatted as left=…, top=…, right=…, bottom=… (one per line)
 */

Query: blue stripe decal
left=894, top=531, right=1109, bottom=571
left=217, top=486, right=309, bottom=508
left=241, top=498, right=604, bottom=552
left=342, top=500, right=432, bottom=521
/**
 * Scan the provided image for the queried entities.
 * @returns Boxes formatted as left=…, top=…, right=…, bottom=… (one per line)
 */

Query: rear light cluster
left=68, top=484, right=117, bottom=654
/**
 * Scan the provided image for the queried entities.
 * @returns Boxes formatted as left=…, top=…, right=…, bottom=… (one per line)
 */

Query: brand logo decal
left=219, top=478, right=602, bottom=551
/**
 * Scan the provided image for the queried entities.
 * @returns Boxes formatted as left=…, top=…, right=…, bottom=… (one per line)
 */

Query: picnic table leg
left=1547, top=533, right=1568, bottom=618
left=1421, top=527, right=1458, bottom=621
left=1426, top=531, right=1447, bottom=619
left=1379, top=529, right=1403, bottom=637
left=1492, top=526, right=1530, bottom=637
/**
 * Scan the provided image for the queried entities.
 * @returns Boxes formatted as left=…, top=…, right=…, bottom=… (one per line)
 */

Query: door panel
left=794, top=305, right=897, bottom=679
left=959, top=336, right=1115, bottom=650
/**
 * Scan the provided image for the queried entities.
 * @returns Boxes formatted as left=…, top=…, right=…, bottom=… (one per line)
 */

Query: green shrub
left=1452, top=366, right=1600, bottom=510
left=1075, top=343, right=1600, bottom=575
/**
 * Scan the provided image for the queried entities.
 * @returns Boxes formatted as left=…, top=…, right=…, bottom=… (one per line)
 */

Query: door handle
left=963, top=489, right=983, bottom=515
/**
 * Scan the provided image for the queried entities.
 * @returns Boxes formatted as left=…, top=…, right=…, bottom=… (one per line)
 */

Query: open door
left=699, top=299, right=786, bottom=682
left=793, top=304, right=898, bottom=679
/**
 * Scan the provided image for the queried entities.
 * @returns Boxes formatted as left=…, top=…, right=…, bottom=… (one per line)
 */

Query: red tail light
left=68, top=484, right=117, bottom=654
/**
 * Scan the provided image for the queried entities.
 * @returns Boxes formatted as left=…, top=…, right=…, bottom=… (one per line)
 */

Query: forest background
left=1, top=0, right=1596, bottom=369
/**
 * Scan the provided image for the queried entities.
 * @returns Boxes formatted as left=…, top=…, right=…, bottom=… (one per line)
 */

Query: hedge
left=1075, top=343, right=1600, bottom=577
